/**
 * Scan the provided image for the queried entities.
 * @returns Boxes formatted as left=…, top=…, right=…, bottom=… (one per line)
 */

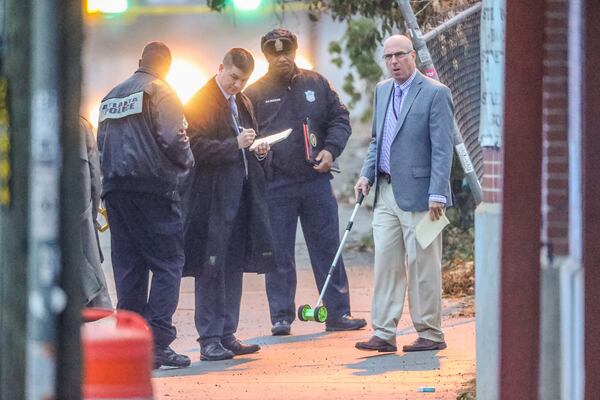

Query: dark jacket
left=244, top=66, right=351, bottom=182
left=97, top=67, right=194, bottom=201
left=181, top=77, right=275, bottom=277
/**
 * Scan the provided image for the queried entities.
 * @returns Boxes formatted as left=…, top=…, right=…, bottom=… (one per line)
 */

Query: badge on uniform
left=275, top=39, right=283, bottom=52
left=304, top=90, right=316, bottom=103
left=302, top=117, right=340, bottom=173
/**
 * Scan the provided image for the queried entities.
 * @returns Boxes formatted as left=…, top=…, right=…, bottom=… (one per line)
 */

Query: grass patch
left=443, top=261, right=474, bottom=297
left=456, top=377, right=476, bottom=399
left=442, top=222, right=474, bottom=301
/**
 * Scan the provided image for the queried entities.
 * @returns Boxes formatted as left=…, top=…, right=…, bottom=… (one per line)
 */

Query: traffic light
left=232, top=0, right=261, bottom=11
left=86, top=0, right=129, bottom=14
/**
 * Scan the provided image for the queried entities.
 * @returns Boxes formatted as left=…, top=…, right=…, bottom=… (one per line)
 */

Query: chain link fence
left=412, top=3, right=484, bottom=227
left=424, top=4, right=483, bottom=181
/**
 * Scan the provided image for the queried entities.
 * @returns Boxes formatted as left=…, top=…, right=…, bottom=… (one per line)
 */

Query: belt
left=378, top=172, right=391, bottom=183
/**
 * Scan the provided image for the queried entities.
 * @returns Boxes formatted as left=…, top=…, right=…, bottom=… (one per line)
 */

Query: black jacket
left=245, top=66, right=351, bottom=182
left=97, top=68, right=194, bottom=200
left=181, top=77, right=275, bottom=277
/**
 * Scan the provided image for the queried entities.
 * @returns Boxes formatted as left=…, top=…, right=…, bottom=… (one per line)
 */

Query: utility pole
left=27, top=0, right=84, bottom=398
left=0, top=1, right=83, bottom=398
left=56, top=1, right=85, bottom=398
left=27, top=1, right=66, bottom=397
left=0, top=1, right=32, bottom=398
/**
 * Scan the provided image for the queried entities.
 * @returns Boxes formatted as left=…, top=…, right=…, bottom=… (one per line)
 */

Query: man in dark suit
left=182, top=48, right=275, bottom=361
left=354, top=35, right=454, bottom=353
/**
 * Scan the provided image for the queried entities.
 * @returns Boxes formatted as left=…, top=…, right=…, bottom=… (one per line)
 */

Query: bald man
left=354, top=35, right=454, bottom=353
left=98, top=42, right=194, bottom=368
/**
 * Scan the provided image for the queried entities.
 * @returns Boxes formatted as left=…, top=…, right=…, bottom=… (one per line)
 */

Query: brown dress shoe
left=402, top=337, right=447, bottom=352
left=222, top=339, right=260, bottom=355
left=355, top=336, right=397, bottom=352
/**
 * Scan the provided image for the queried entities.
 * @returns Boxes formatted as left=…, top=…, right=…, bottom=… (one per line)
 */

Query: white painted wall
left=81, top=8, right=369, bottom=127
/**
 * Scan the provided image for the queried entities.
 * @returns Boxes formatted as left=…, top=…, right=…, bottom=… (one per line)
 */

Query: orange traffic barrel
left=82, top=308, right=154, bottom=399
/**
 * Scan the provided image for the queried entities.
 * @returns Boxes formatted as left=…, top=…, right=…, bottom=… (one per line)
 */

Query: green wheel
left=314, top=306, right=328, bottom=323
left=298, top=304, right=312, bottom=321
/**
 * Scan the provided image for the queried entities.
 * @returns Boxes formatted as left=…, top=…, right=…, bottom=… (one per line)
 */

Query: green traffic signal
left=232, top=0, right=261, bottom=11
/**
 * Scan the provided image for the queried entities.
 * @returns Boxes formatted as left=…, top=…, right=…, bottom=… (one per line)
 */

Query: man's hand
left=429, top=201, right=445, bottom=221
left=313, top=149, right=333, bottom=173
left=354, top=176, right=371, bottom=200
left=237, top=128, right=256, bottom=149
left=252, top=142, right=270, bottom=157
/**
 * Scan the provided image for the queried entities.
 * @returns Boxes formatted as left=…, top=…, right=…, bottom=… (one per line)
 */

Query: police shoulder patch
left=304, top=90, right=316, bottom=102
left=99, top=91, right=144, bottom=122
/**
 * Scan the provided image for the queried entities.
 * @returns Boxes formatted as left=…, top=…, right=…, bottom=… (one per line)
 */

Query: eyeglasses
left=382, top=50, right=413, bottom=62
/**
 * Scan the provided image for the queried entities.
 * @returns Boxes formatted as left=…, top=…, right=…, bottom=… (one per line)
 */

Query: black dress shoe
left=325, top=314, right=367, bottom=331
left=200, top=342, right=235, bottom=361
left=402, top=337, right=447, bottom=352
left=271, top=321, right=291, bottom=336
left=355, top=336, right=397, bottom=352
left=154, top=346, right=191, bottom=369
left=223, top=339, right=260, bottom=355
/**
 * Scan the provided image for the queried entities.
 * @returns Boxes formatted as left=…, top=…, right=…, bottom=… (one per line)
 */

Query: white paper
left=415, top=212, right=450, bottom=249
left=249, top=128, right=292, bottom=151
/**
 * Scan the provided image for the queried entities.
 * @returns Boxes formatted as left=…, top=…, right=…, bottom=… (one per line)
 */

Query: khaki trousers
left=371, top=180, right=444, bottom=345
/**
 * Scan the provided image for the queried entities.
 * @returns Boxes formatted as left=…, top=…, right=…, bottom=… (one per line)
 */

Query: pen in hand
left=237, top=126, right=256, bottom=149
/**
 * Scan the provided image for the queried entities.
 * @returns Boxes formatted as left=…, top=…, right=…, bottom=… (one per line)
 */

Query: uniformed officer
left=97, top=42, right=194, bottom=368
left=245, top=29, right=367, bottom=335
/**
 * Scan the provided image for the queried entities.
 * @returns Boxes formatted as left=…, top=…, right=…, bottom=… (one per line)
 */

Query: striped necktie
left=229, top=95, right=248, bottom=178
left=379, top=85, right=402, bottom=174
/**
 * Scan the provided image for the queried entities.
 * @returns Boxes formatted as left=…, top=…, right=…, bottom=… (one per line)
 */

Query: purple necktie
left=379, top=86, right=402, bottom=174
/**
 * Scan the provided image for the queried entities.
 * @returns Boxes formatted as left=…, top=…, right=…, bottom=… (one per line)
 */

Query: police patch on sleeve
left=98, top=91, right=143, bottom=122
left=304, top=90, right=315, bottom=102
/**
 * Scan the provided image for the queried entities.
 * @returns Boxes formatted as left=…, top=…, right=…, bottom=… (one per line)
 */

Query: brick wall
left=542, top=0, right=569, bottom=257
left=481, top=147, right=503, bottom=203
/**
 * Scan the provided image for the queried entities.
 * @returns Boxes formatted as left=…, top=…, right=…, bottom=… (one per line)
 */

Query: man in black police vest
left=97, top=42, right=194, bottom=368
left=245, top=29, right=366, bottom=335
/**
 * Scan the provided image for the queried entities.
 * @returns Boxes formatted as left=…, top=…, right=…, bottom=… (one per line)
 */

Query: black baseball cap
left=261, top=28, right=298, bottom=54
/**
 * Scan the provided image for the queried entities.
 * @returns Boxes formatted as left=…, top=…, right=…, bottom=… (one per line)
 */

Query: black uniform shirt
left=245, top=67, right=351, bottom=182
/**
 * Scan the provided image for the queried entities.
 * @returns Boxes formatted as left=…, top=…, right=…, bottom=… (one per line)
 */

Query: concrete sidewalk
left=97, top=124, right=475, bottom=399
left=100, top=235, right=475, bottom=400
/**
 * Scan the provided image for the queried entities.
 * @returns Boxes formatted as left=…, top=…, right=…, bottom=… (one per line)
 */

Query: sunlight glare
left=88, top=102, right=101, bottom=129
left=87, top=0, right=129, bottom=14
left=295, top=55, right=314, bottom=71
left=166, top=59, right=207, bottom=105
